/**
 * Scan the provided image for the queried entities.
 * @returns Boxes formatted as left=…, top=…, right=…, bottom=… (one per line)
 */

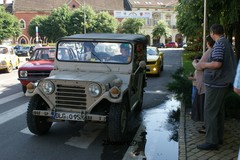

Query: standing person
left=191, top=35, right=215, bottom=124
left=233, top=59, right=240, bottom=96
left=196, top=24, right=236, bottom=150
left=188, top=70, right=197, bottom=106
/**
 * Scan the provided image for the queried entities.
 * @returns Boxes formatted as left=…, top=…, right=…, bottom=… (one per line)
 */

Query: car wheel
left=22, top=85, right=27, bottom=93
left=161, top=62, right=164, bottom=71
left=108, top=102, right=127, bottom=142
left=5, top=63, right=13, bottom=73
left=27, top=94, right=52, bottom=135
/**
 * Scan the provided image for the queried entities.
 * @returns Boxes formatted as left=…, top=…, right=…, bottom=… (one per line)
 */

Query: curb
left=178, top=102, right=186, bottom=160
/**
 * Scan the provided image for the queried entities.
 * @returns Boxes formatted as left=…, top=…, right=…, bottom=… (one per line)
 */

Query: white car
left=0, top=45, right=20, bottom=73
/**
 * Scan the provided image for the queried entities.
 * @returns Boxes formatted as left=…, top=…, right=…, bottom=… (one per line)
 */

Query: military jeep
left=26, top=33, right=147, bottom=142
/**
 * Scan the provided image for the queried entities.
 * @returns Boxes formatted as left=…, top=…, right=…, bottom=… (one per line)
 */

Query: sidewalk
left=179, top=103, right=240, bottom=160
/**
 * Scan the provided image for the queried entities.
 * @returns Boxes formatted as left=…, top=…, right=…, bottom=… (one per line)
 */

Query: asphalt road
left=0, top=48, right=183, bottom=160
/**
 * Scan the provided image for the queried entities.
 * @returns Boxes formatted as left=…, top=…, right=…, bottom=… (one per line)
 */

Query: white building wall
left=133, top=7, right=180, bottom=45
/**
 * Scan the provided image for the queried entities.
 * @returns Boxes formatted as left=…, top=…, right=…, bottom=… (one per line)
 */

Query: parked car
left=18, top=46, right=56, bottom=93
left=153, top=42, right=165, bottom=48
left=165, top=42, right=178, bottom=48
left=146, top=46, right=164, bottom=76
left=16, top=46, right=31, bottom=56
left=0, top=45, right=20, bottom=73
left=25, top=33, right=148, bottom=142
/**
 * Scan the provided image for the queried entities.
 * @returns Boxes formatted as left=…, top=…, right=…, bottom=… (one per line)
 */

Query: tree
left=68, top=5, right=96, bottom=35
left=46, top=4, right=72, bottom=42
left=152, top=20, right=171, bottom=39
left=92, top=11, right=118, bottom=33
left=176, top=0, right=240, bottom=58
left=0, top=6, right=21, bottom=44
left=28, top=15, right=48, bottom=42
left=117, top=18, right=145, bottom=34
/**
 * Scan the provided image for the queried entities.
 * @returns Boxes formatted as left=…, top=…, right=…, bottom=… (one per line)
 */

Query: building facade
left=5, top=0, right=181, bottom=45
left=12, top=0, right=124, bottom=44
left=127, top=0, right=183, bottom=45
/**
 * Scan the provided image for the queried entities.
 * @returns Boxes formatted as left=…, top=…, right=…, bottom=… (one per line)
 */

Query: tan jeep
left=26, top=33, right=147, bottom=142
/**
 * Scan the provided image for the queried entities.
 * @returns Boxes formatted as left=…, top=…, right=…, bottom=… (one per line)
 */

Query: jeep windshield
left=56, top=41, right=132, bottom=64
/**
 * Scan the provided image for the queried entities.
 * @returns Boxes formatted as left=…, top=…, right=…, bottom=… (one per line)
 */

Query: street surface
left=0, top=48, right=183, bottom=160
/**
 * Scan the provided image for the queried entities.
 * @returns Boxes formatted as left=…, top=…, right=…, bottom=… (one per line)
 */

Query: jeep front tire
left=27, top=94, right=52, bottom=135
left=108, top=102, right=127, bottom=142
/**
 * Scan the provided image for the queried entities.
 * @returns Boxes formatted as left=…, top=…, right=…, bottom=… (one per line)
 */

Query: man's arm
left=196, top=61, right=222, bottom=70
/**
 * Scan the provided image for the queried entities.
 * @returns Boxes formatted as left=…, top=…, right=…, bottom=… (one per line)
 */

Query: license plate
left=54, top=111, right=85, bottom=121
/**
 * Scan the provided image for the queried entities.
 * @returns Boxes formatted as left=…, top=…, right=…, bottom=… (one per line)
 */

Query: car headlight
left=42, top=80, right=55, bottom=94
left=88, top=83, right=101, bottom=97
left=19, top=70, right=28, bottom=77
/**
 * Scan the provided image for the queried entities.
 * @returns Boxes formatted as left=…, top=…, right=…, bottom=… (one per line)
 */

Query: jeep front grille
left=55, top=84, right=87, bottom=109
left=28, top=70, right=51, bottom=77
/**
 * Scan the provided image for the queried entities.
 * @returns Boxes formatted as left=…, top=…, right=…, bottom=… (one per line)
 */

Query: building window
left=145, top=18, right=151, bottom=26
left=19, top=19, right=26, bottom=29
left=153, top=13, right=161, bottom=25
left=165, top=15, right=171, bottom=26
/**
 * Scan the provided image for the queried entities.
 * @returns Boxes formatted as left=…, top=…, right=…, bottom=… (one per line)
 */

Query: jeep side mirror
left=139, top=60, right=146, bottom=69
left=133, top=60, right=146, bottom=75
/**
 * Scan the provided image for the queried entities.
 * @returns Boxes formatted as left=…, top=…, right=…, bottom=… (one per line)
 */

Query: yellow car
left=0, top=45, right=20, bottom=73
left=146, top=46, right=164, bottom=76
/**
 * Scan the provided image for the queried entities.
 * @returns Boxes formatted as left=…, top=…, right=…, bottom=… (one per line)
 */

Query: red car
left=165, top=42, right=178, bottom=48
left=18, top=46, right=56, bottom=93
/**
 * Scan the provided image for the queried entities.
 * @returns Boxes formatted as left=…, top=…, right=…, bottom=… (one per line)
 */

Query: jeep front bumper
left=32, top=110, right=107, bottom=122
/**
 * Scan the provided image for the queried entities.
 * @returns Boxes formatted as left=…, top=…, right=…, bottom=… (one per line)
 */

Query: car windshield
left=0, top=47, right=8, bottom=54
left=22, top=46, right=30, bottom=50
left=30, top=48, right=56, bottom=60
left=57, top=41, right=132, bottom=64
left=147, top=47, right=157, bottom=55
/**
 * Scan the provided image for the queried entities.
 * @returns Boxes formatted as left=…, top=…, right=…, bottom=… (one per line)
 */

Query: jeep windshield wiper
left=91, top=52, right=112, bottom=72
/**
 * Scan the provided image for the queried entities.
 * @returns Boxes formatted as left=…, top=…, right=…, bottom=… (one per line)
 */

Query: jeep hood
left=19, top=60, right=54, bottom=70
left=48, top=71, right=119, bottom=84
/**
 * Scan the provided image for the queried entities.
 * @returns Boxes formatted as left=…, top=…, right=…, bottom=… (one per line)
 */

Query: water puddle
left=143, top=95, right=180, bottom=160
left=124, top=95, right=181, bottom=160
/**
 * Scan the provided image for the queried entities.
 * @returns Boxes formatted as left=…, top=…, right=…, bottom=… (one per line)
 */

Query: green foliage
left=0, top=6, right=21, bottom=44
left=117, top=18, right=145, bottom=34
left=225, top=90, right=240, bottom=119
left=28, top=16, right=48, bottom=39
left=152, top=20, right=171, bottom=38
left=182, top=50, right=202, bottom=75
left=46, top=4, right=72, bottom=42
left=68, top=5, right=96, bottom=35
left=167, top=67, right=192, bottom=108
left=27, top=4, right=120, bottom=43
left=93, top=12, right=118, bottom=33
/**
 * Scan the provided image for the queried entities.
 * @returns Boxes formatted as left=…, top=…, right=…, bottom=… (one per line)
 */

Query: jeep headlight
left=88, top=83, right=101, bottom=97
left=42, top=80, right=55, bottom=94
left=19, top=70, right=28, bottom=77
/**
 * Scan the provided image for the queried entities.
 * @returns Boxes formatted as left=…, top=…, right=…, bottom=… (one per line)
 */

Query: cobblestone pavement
left=179, top=104, right=240, bottom=160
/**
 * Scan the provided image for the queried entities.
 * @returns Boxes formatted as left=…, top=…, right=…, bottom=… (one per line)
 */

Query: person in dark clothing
left=196, top=24, right=237, bottom=150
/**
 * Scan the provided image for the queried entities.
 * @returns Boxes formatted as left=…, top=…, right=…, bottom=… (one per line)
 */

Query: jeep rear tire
left=108, top=103, right=127, bottom=142
left=27, top=94, right=52, bottom=135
